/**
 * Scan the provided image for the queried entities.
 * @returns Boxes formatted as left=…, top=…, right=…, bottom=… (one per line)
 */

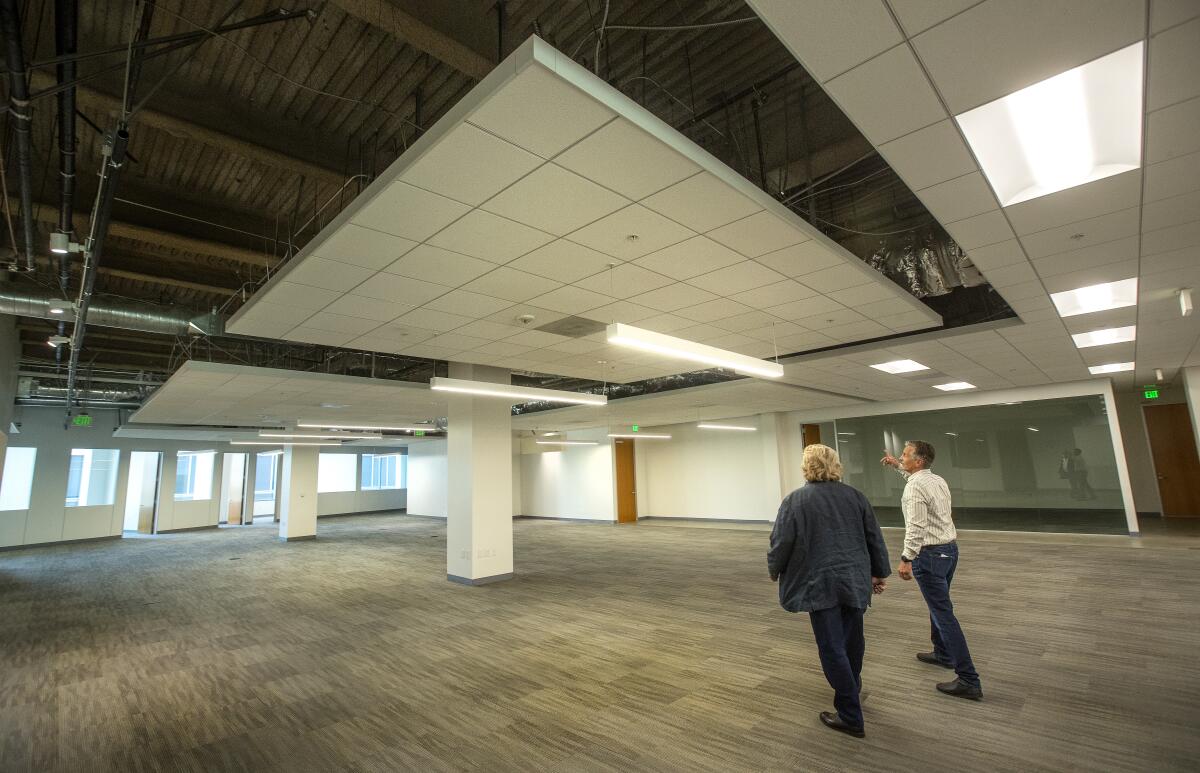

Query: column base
left=279, top=534, right=316, bottom=542
left=447, top=572, right=513, bottom=586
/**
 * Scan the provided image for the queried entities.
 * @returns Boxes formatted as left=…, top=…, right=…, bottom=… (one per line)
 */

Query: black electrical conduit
left=0, top=0, right=37, bottom=273
left=54, top=0, right=78, bottom=366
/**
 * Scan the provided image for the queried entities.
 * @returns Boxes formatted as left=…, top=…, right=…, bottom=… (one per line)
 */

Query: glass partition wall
left=834, top=395, right=1126, bottom=534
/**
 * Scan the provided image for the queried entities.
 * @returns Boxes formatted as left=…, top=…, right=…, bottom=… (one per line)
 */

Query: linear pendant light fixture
left=535, top=440, right=599, bottom=446
left=231, top=441, right=340, bottom=446
left=297, top=422, right=436, bottom=432
left=430, top=377, right=607, bottom=405
left=608, top=432, right=671, bottom=439
left=697, top=423, right=757, bottom=431
left=259, top=432, right=382, bottom=440
left=606, top=323, right=783, bottom=379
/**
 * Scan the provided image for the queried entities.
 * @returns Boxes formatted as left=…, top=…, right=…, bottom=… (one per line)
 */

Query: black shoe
left=819, top=711, right=865, bottom=738
left=936, top=678, right=983, bottom=700
left=917, top=651, right=954, bottom=668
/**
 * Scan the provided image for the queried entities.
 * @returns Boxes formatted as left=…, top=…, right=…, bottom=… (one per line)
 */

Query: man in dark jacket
left=768, top=444, right=890, bottom=738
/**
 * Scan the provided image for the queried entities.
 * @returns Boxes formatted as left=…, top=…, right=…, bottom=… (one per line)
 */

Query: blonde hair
left=802, top=443, right=844, bottom=482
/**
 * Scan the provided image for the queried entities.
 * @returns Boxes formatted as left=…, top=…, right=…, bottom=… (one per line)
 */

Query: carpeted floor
left=1, top=513, right=1197, bottom=772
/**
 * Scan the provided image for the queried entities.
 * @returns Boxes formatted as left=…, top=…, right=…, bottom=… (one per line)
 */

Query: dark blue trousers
left=808, top=605, right=865, bottom=729
left=912, top=542, right=981, bottom=687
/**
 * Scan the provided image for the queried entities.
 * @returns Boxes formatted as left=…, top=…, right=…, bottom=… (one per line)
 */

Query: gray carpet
left=1, top=513, right=1197, bottom=772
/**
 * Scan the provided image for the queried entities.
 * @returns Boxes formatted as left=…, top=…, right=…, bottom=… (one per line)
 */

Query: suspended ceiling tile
left=800, top=264, right=880, bottom=293
left=1146, top=96, right=1200, bottom=163
left=888, top=0, right=981, bottom=36
left=1144, top=150, right=1200, bottom=202
left=1142, top=190, right=1200, bottom=232
left=916, top=172, right=999, bottom=224
left=965, top=239, right=1028, bottom=271
left=459, top=266, right=562, bottom=302
left=349, top=272, right=450, bottom=306
left=554, top=117, right=700, bottom=199
left=755, top=241, right=844, bottom=277
left=633, top=236, right=744, bottom=280
left=686, top=261, right=786, bottom=296
left=876, top=119, right=978, bottom=191
left=712, top=309, right=781, bottom=333
left=1152, top=0, right=1200, bottom=33
left=567, top=204, right=694, bottom=260
left=302, top=311, right=381, bottom=336
left=708, top=211, right=806, bottom=258
left=526, top=285, right=611, bottom=314
left=423, top=289, right=514, bottom=318
left=395, top=307, right=476, bottom=333
left=508, top=239, right=618, bottom=283
left=350, top=181, right=471, bottom=242
left=428, top=209, right=553, bottom=264
left=827, top=281, right=901, bottom=306
left=1004, top=171, right=1144, bottom=235
left=628, top=283, right=719, bottom=313
left=310, top=224, right=417, bottom=271
left=268, top=282, right=340, bottom=311
left=467, top=63, right=615, bottom=158
left=729, top=279, right=819, bottom=309
left=1141, top=220, right=1200, bottom=255
left=746, top=0, right=902, bottom=83
left=944, top=210, right=1016, bottom=249
left=1147, top=17, right=1200, bottom=111
left=286, top=326, right=355, bottom=347
left=675, top=298, right=754, bottom=324
left=1018, top=207, right=1141, bottom=259
left=911, top=0, right=1145, bottom=113
left=640, top=172, right=762, bottom=233
left=279, top=256, right=375, bottom=292
left=233, top=300, right=311, bottom=327
left=574, top=263, right=674, bottom=297
left=481, top=163, right=629, bottom=236
left=381, top=244, right=494, bottom=286
left=823, top=44, right=947, bottom=145
left=398, top=123, right=542, bottom=206
left=322, top=294, right=415, bottom=323
left=1031, top=236, right=1137, bottom=276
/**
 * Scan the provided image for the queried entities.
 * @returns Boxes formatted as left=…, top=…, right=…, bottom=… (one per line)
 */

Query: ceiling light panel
left=956, top=42, right=1143, bottom=206
left=870, top=359, right=929, bottom=374
left=1070, top=325, right=1137, bottom=348
left=1049, top=278, right=1138, bottom=317
left=608, top=433, right=671, bottom=439
left=933, top=382, right=976, bottom=391
left=430, top=377, right=607, bottom=405
left=607, top=323, right=784, bottom=378
left=697, top=423, right=757, bottom=431
left=1088, top=362, right=1135, bottom=375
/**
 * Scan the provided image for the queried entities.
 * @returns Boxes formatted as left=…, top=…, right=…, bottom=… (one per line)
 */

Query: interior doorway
left=802, top=423, right=822, bottom=447
left=222, top=453, right=248, bottom=525
left=1144, top=403, right=1200, bottom=517
left=614, top=439, right=638, bottom=523
left=123, top=451, right=162, bottom=533
left=251, top=451, right=281, bottom=524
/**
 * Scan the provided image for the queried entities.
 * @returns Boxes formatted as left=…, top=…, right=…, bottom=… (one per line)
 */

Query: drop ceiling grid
left=751, top=0, right=1200, bottom=389
left=130, top=362, right=449, bottom=428
left=227, top=35, right=939, bottom=384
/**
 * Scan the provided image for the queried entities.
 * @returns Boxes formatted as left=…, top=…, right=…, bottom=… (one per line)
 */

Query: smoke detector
left=516, top=314, right=535, bottom=325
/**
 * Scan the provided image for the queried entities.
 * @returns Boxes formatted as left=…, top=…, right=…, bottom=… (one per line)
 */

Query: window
left=254, top=452, right=278, bottom=502
left=361, top=453, right=405, bottom=490
left=174, top=450, right=216, bottom=501
left=65, top=448, right=120, bottom=507
left=317, top=453, right=357, bottom=493
left=0, top=447, right=37, bottom=511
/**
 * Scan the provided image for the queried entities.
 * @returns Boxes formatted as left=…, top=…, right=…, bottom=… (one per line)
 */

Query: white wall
left=1113, top=390, right=1164, bottom=514
left=517, top=427, right=615, bottom=521
left=407, top=439, right=447, bottom=518
left=635, top=417, right=781, bottom=521
left=315, top=448, right=407, bottom=517
left=1184, top=367, right=1200, bottom=460
left=0, top=315, right=19, bottom=498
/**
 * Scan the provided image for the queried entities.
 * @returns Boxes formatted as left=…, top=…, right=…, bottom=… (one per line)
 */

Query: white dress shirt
left=895, top=467, right=957, bottom=561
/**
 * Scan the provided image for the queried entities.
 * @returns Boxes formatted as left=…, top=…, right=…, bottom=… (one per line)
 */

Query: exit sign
left=414, top=430, right=425, bottom=437
left=72, top=414, right=92, bottom=427
left=1144, top=389, right=1159, bottom=399
left=631, top=424, right=639, bottom=432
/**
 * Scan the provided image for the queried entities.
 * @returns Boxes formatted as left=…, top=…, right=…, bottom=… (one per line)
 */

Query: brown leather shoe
left=819, top=711, right=865, bottom=738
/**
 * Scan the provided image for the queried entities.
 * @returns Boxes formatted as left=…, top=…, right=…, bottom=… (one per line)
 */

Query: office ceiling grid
left=227, top=37, right=940, bottom=385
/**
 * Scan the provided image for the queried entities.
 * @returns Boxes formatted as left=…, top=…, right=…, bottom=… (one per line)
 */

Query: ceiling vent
left=535, top=316, right=607, bottom=339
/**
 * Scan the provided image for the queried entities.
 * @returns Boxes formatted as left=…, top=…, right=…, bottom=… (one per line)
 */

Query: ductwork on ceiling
left=0, top=289, right=221, bottom=337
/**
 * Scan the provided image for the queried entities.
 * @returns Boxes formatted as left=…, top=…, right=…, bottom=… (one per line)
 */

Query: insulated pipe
left=54, top=0, right=79, bottom=364
left=0, top=0, right=37, bottom=272
left=0, top=288, right=216, bottom=337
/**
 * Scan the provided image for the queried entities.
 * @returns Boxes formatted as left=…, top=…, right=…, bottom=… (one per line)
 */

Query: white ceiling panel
left=481, top=163, right=629, bottom=236
left=1144, top=151, right=1200, bottom=202
left=876, top=119, right=978, bottom=191
left=1146, top=17, right=1200, bottom=111
left=911, top=0, right=1144, bottom=113
left=888, top=0, right=981, bottom=36
left=228, top=37, right=938, bottom=379
left=428, top=209, right=553, bottom=264
left=1141, top=190, right=1200, bottom=232
left=286, top=326, right=355, bottom=347
left=944, top=210, right=1015, bottom=249
left=555, top=117, right=700, bottom=199
left=398, top=123, right=542, bottom=206
left=801, top=263, right=881, bottom=293
left=1146, top=96, right=1200, bottom=164
left=915, top=172, right=999, bottom=223
left=824, top=44, right=947, bottom=145
left=350, top=181, right=471, bottom=242
left=1018, top=207, right=1141, bottom=259
left=964, top=239, right=1027, bottom=271
left=1151, top=0, right=1200, bottom=33
left=1005, top=171, right=1144, bottom=235
left=641, top=172, right=762, bottom=233
left=746, top=0, right=902, bottom=83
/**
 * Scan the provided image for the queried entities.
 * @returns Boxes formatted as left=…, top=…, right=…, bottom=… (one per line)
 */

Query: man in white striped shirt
left=881, top=440, right=983, bottom=700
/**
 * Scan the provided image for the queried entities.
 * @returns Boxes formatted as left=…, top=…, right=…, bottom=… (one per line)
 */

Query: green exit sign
left=1144, top=389, right=1159, bottom=399
left=414, top=430, right=425, bottom=437
left=631, top=424, right=639, bottom=432
left=72, top=414, right=92, bottom=427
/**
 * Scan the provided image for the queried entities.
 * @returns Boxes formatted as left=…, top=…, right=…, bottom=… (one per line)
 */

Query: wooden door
left=1144, top=403, right=1200, bottom=517
left=614, top=439, right=638, bottom=523
left=801, top=424, right=822, bottom=447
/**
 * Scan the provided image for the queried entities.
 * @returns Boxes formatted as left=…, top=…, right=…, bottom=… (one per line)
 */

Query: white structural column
left=1184, top=367, right=1200, bottom=459
left=279, top=445, right=318, bottom=541
left=446, top=363, right=514, bottom=585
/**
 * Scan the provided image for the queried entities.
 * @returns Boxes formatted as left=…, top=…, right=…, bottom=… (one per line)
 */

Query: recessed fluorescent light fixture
left=933, top=382, right=976, bottom=391
left=1049, top=278, right=1138, bottom=317
left=541, top=431, right=561, bottom=437
left=259, top=432, right=381, bottom=440
left=297, top=422, right=432, bottom=431
left=231, top=441, right=340, bottom=446
left=945, top=432, right=958, bottom=437
left=606, top=323, right=784, bottom=378
left=870, top=359, right=929, bottom=374
left=607, top=433, right=671, bottom=439
left=1088, top=362, right=1135, bottom=375
left=837, top=432, right=856, bottom=436
left=1181, top=288, right=1193, bottom=317
left=1071, top=325, right=1136, bottom=348
left=697, top=423, right=757, bottom=432
left=956, top=42, right=1143, bottom=206
left=430, top=377, right=607, bottom=405
left=1026, top=427, right=1040, bottom=433
left=535, top=440, right=599, bottom=446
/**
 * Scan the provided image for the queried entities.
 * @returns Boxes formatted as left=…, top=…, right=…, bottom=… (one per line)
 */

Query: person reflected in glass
left=768, top=444, right=890, bottom=738
left=1070, top=448, right=1094, bottom=500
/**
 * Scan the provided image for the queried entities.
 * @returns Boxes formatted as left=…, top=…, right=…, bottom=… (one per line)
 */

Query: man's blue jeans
left=912, top=542, right=981, bottom=687
left=808, top=605, right=865, bottom=728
